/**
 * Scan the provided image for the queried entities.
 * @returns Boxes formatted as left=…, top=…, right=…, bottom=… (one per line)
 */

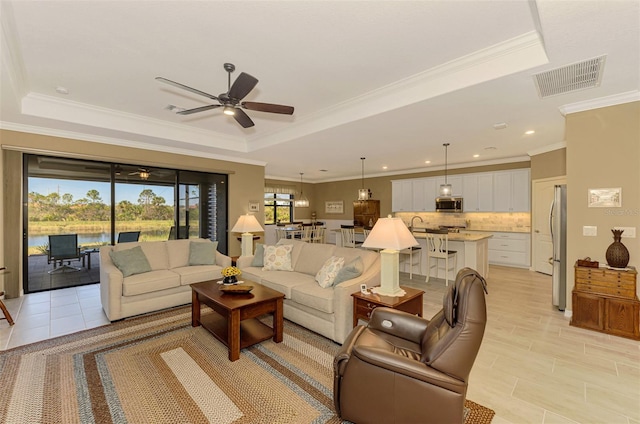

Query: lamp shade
left=231, top=214, right=263, bottom=233
left=361, top=216, right=418, bottom=251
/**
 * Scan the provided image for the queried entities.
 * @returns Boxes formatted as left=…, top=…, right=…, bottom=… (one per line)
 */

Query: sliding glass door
left=23, top=154, right=228, bottom=293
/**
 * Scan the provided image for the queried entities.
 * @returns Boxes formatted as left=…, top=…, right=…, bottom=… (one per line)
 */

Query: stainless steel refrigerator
left=551, top=184, right=567, bottom=311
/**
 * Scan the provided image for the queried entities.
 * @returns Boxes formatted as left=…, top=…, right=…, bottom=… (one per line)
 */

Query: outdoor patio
left=26, top=252, right=100, bottom=292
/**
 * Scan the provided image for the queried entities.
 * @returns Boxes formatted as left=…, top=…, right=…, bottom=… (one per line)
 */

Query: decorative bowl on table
left=220, top=284, right=254, bottom=294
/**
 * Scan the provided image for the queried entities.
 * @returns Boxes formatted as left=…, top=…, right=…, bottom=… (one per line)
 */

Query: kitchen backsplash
left=395, top=212, right=531, bottom=232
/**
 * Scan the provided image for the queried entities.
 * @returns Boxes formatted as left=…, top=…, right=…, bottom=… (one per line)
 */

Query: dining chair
left=275, top=228, right=286, bottom=242
left=311, top=226, right=325, bottom=243
left=48, top=234, right=83, bottom=274
left=300, top=225, right=313, bottom=242
left=425, top=230, right=457, bottom=286
left=341, top=228, right=362, bottom=248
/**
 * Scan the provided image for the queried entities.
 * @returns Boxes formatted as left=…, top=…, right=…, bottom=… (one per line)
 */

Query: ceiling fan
left=156, top=63, right=294, bottom=128
left=129, top=167, right=152, bottom=180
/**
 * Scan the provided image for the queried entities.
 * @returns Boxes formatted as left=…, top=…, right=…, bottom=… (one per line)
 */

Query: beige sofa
left=237, top=239, right=381, bottom=344
left=100, top=238, right=231, bottom=321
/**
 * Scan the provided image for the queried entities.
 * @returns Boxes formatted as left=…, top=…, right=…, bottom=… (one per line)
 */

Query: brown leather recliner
left=334, top=267, right=488, bottom=424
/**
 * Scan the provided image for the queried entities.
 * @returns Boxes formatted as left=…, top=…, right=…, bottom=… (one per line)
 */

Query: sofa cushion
left=189, top=241, right=218, bottom=265
left=290, top=282, right=335, bottom=314
left=334, top=247, right=378, bottom=272
left=263, top=244, right=294, bottom=271
left=122, top=269, right=180, bottom=296
left=258, top=270, right=314, bottom=299
left=251, top=243, right=265, bottom=267
left=333, top=256, right=364, bottom=285
left=109, top=246, right=152, bottom=277
left=114, top=241, right=168, bottom=271
left=294, top=242, right=336, bottom=276
left=275, top=239, right=305, bottom=269
left=315, top=256, right=344, bottom=288
left=173, top=265, right=223, bottom=285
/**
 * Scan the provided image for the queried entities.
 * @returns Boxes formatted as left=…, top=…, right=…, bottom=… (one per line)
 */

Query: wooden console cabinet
left=353, top=200, right=380, bottom=228
left=571, top=264, right=639, bottom=340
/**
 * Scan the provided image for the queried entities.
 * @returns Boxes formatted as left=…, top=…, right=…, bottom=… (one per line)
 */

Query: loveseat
left=236, top=239, right=381, bottom=344
left=100, top=238, right=231, bottom=321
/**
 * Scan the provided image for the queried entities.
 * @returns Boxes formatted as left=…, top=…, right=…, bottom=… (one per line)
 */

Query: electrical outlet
left=583, top=226, right=597, bottom=236
left=614, top=227, right=636, bottom=238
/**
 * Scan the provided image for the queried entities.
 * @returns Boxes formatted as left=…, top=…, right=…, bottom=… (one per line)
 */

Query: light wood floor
left=2, top=266, right=638, bottom=423
left=401, top=265, right=640, bottom=424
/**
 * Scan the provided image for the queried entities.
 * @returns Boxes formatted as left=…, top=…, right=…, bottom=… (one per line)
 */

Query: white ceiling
left=1, top=0, right=639, bottom=183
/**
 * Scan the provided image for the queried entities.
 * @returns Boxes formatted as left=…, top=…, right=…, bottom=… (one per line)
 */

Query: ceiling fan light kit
left=156, top=63, right=294, bottom=128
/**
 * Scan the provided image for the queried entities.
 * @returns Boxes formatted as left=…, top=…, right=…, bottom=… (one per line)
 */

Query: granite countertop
left=466, top=227, right=530, bottom=233
left=411, top=230, right=493, bottom=241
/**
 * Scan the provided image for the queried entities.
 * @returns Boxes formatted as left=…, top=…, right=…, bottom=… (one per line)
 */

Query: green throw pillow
left=251, top=243, right=265, bottom=267
left=109, top=246, right=152, bottom=277
left=333, top=256, right=364, bottom=285
left=189, top=241, right=218, bottom=265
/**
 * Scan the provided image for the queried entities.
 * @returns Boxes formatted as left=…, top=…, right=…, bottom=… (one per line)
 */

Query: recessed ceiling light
left=425, top=160, right=431, bottom=164
left=55, top=86, right=69, bottom=95
left=382, top=166, right=388, bottom=170
left=473, top=154, right=480, bottom=158
left=525, top=130, right=535, bottom=135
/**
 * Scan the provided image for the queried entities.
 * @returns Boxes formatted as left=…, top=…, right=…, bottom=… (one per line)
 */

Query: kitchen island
left=407, top=231, right=492, bottom=280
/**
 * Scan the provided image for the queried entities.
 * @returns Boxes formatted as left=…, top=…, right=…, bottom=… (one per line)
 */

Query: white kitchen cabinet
left=492, top=169, right=530, bottom=212
left=392, top=180, right=413, bottom=212
left=488, top=232, right=531, bottom=268
left=435, top=175, right=463, bottom=197
left=412, top=178, right=437, bottom=211
left=462, top=173, right=493, bottom=212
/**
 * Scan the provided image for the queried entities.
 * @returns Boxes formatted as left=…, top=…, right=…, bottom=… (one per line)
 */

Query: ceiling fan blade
left=176, top=104, right=222, bottom=115
left=155, top=77, right=219, bottom=101
left=232, top=108, right=255, bottom=128
left=242, top=101, right=294, bottom=115
left=228, top=72, right=258, bottom=101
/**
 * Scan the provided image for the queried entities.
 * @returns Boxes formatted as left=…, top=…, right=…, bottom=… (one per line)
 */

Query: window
left=264, top=193, right=293, bottom=224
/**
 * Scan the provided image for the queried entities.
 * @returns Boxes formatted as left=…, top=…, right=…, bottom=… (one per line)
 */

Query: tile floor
left=1, top=265, right=639, bottom=423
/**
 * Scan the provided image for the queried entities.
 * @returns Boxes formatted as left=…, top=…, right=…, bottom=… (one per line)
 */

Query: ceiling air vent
left=533, top=55, right=606, bottom=99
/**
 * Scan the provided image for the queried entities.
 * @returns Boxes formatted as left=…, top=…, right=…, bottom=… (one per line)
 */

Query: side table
left=351, top=286, right=424, bottom=327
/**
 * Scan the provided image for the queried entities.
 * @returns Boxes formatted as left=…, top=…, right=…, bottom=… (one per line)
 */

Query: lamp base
left=240, top=232, right=254, bottom=257
left=373, top=249, right=406, bottom=297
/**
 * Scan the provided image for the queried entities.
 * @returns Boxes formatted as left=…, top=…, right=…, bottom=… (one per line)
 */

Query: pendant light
left=294, top=173, right=309, bottom=208
left=357, top=157, right=371, bottom=200
left=439, top=143, right=452, bottom=197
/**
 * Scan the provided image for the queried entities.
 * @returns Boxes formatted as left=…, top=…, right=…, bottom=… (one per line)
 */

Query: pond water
left=28, top=230, right=170, bottom=248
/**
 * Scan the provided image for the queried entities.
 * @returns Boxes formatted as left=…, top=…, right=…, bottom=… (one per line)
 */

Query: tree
left=86, top=189, right=102, bottom=203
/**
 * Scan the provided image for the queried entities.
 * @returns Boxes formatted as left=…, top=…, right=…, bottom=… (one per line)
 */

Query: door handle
left=548, top=257, right=554, bottom=265
left=535, top=229, right=540, bottom=233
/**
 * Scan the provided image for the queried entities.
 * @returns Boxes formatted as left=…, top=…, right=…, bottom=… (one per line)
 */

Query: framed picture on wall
left=248, top=201, right=260, bottom=212
left=325, top=201, right=344, bottom=214
left=588, top=188, right=622, bottom=207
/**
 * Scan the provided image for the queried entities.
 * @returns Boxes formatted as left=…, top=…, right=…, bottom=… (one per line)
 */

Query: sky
left=28, top=178, right=174, bottom=205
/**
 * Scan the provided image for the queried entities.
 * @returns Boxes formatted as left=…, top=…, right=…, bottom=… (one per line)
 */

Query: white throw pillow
left=262, top=244, right=294, bottom=271
left=315, top=256, right=345, bottom=288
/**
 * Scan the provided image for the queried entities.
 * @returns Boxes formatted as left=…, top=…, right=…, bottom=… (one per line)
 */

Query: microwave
left=435, top=197, right=463, bottom=213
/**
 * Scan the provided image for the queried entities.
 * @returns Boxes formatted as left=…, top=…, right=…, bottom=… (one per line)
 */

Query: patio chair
left=117, top=231, right=140, bottom=243
left=48, top=234, right=83, bottom=274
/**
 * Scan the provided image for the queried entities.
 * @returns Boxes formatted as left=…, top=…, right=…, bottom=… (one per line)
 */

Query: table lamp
left=361, top=215, right=418, bottom=297
left=231, top=214, right=264, bottom=257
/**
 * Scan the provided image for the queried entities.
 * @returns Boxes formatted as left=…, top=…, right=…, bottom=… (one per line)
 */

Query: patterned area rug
left=0, top=306, right=494, bottom=423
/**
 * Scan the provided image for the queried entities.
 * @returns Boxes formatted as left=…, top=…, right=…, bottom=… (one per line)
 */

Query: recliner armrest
left=367, top=307, right=429, bottom=344
left=352, top=345, right=466, bottom=394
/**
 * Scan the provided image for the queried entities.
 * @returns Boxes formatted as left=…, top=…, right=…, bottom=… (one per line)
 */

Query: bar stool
left=425, top=230, right=457, bottom=286
left=400, top=246, right=422, bottom=279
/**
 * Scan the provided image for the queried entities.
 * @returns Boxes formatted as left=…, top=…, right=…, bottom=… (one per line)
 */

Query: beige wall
left=531, top=148, right=566, bottom=180
left=566, top=101, right=640, bottom=307
left=1, top=129, right=265, bottom=296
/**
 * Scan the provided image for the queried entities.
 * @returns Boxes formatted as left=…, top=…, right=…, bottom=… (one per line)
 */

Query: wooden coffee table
left=191, top=279, right=284, bottom=361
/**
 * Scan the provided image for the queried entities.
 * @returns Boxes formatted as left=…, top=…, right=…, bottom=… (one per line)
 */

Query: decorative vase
left=605, top=229, right=629, bottom=268
left=223, top=275, right=238, bottom=285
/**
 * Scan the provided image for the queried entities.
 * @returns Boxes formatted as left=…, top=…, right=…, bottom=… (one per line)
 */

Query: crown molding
left=0, top=1, right=29, bottom=101
left=559, top=90, right=640, bottom=116
left=527, top=141, right=566, bottom=156
left=249, top=31, right=549, bottom=151
left=0, top=121, right=267, bottom=167
left=20, top=93, right=247, bottom=152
